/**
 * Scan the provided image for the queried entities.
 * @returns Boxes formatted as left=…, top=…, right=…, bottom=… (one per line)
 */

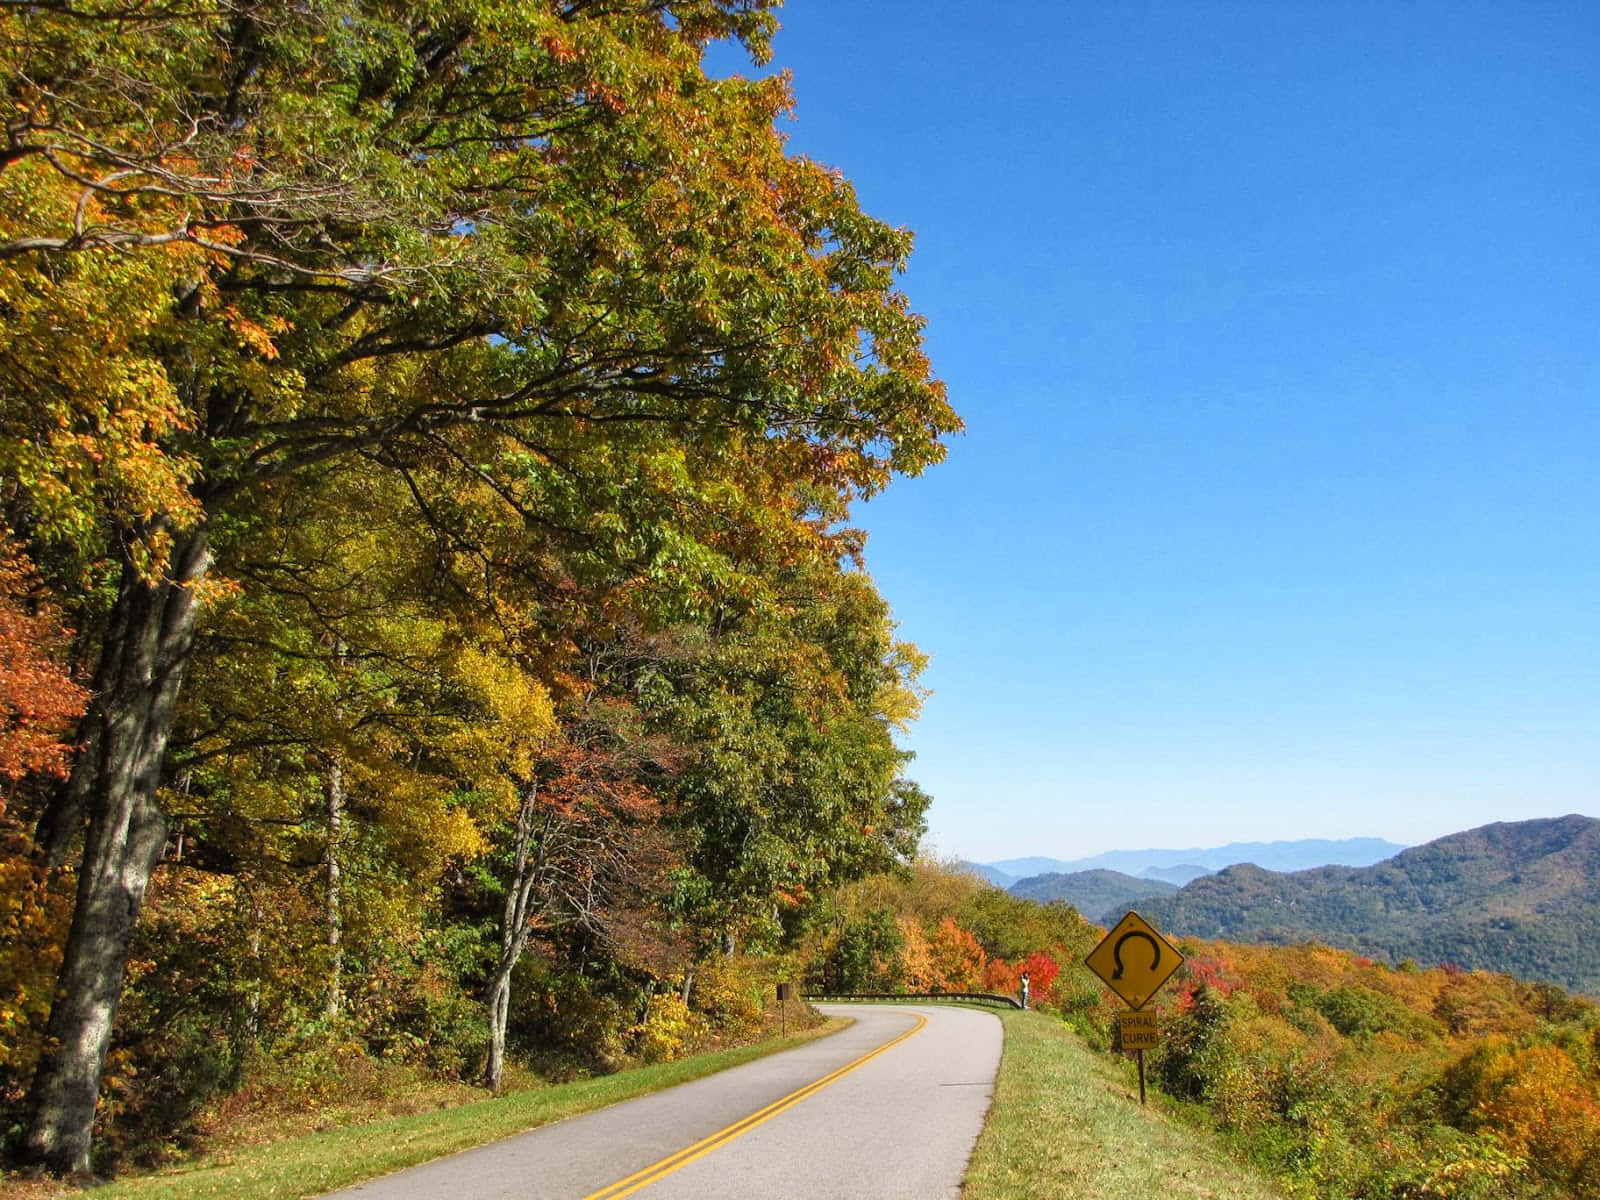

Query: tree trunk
left=323, top=638, right=346, bottom=1022
left=323, top=752, right=344, bottom=1022
left=244, top=883, right=263, bottom=1043
left=484, top=961, right=514, bottom=1093
left=25, top=528, right=210, bottom=1178
left=484, top=784, right=547, bottom=1093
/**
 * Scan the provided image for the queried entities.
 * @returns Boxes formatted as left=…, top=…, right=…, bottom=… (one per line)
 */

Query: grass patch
left=4, top=1019, right=847, bottom=1200
left=962, top=1011, right=1285, bottom=1200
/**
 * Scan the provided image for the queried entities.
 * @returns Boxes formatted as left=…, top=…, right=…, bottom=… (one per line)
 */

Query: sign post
left=776, top=982, right=793, bottom=1036
left=1117, top=1011, right=1161, bottom=1104
left=1086, top=911, right=1184, bottom=1105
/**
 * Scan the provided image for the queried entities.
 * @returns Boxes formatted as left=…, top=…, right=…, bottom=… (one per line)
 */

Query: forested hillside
left=1139, top=815, right=1600, bottom=993
left=1007, top=867, right=1175, bottom=920
left=0, top=0, right=959, bottom=1179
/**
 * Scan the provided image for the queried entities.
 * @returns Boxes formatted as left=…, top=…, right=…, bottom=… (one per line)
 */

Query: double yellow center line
left=582, top=1012, right=928, bottom=1200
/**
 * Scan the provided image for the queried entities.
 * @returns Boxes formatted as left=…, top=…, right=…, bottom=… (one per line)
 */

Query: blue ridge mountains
left=969, top=816, right=1600, bottom=995
left=964, top=835, right=1407, bottom=891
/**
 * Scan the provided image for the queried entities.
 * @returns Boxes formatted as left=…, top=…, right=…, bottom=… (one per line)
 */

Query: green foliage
left=509, top=960, right=639, bottom=1074
left=960, top=888, right=1098, bottom=963
left=1008, top=868, right=1177, bottom=921
left=1307, top=984, right=1430, bottom=1040
left=962, top=1011, right=1285, bottom=1200
left=820, top=909, right=905, bottom=993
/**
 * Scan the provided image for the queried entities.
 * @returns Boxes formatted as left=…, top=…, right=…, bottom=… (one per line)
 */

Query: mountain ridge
left=1007, top=868, right=1177, bottom=917
left=1137, top=814, right=1600, bottom=994
left=982, top=835, right=1409, bottom=880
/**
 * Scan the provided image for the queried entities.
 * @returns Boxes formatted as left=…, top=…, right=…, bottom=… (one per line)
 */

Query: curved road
left=325, top=1003, right=1002, bottom=1200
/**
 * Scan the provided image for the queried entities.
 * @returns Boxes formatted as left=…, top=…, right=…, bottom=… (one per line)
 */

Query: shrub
left=635, top=991, right=697, bottom=1063
left=691, top=955, right=766, bottom=1038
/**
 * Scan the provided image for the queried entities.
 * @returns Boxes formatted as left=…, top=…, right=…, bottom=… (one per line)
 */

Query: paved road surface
left=325, top=1003, right=1002, bottom=1200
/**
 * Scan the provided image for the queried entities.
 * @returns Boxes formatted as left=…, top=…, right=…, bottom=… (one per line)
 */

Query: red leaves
left=541, top=33, right=579, bottom=65
left=1019, top=951, right=1061, bottom=1002
left=0, top=542, right=87, bottom=797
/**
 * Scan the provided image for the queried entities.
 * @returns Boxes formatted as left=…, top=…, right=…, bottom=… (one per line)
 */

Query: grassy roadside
left=962, top=1011, right=1286, bottom=1200
left=2, top=1019, right=847, bottom=1200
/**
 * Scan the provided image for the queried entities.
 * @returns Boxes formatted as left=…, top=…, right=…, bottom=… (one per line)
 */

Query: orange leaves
left=982, top=956, right=1021, bottom=996
left=926, top=917, right=986, bottom=992
left=1453, top=1043, right=1600, bottom=1195
left=541, top=33, right=579, bottom=65
left=222, top=307, right=290, bottom=360
left=0, top=541, right=87, bottom=793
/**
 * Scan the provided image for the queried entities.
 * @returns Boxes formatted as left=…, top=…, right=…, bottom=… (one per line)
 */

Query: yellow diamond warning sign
left=1086, top=910, right=1184, bottom=1011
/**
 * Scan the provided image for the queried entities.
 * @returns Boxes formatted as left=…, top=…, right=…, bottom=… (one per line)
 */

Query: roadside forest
left=0, top=0, right=959, bottom=1179
left=812, top=861, right=1600, bottom=1200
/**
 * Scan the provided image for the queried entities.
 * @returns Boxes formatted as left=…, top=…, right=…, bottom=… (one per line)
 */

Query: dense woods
left=0, top=0, right=958, bottom=1178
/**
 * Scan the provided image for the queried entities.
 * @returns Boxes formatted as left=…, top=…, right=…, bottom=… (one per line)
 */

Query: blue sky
left=724, top=2, right=1599, bottom=861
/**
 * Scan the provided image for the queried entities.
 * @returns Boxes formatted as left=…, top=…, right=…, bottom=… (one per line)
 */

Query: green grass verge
left=962, top=1011, right=1286, bottom=1200
left=35, top=1021, right=846, bottom=1200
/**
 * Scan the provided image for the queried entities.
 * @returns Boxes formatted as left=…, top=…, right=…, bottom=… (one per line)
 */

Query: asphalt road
left=324, top=1003, right=1003, bottom=1200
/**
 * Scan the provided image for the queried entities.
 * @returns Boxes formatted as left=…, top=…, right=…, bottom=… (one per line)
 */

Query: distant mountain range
left=962, top=835, right=1408, bottom=892
left=1142, top=863, right=1212, bottom=886
left=1134, top=814, right=1600, bottom=995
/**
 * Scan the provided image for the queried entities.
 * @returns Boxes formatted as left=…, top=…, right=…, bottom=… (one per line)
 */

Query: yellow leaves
left=897, top=916, right=934, bottom=991
left=635, top=990, right=696, bottom=1062
left=1409, top=1137, right=1528, bottom=1200
left=876, top=640, right=929, bottom=732
left=1464, top=1043, right=1600, bottom=1190
left=0, top=842, right=73, bottom=1077
left=441, top=645, right=557, bottom=798
left=0, top=215, right=205, bottom=572
left=396, top=801, right=486, bottom=864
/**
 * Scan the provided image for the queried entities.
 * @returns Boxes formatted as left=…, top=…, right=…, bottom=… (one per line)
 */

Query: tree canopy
left=0, top=0, right=958, bottom=1176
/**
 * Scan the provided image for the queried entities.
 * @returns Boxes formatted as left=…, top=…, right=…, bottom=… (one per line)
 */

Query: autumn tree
left=667, top=561, right=932, bottom=954
left=0, top=539, right=86, bottom=1122
left=0, top=540, right=87, bottom=802
left=925, top=917, right=986, bottom=991
left=3, top=0, right=957, bottom=1175
left=448, top=633, right=682, bottom=1093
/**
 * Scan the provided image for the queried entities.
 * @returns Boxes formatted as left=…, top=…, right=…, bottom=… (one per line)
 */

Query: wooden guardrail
left=804, top=990, right=1024, bottom=1010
